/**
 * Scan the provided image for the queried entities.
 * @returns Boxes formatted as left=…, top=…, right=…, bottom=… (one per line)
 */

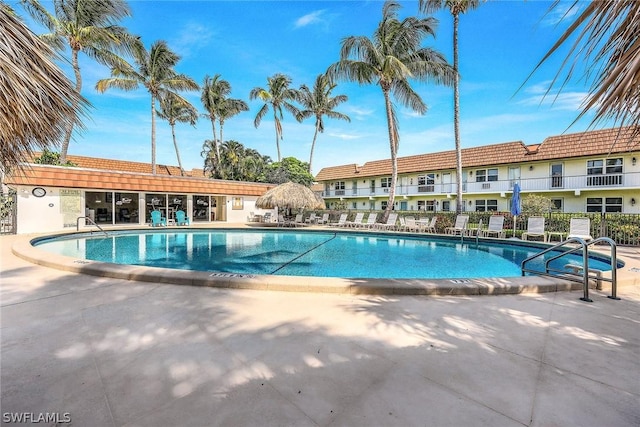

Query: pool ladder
left=521, top=237, right=620, bottom=302
left=77, top=216, right=109, bottom=238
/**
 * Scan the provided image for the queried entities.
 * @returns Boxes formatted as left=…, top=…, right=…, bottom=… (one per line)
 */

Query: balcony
left=321, top=171, right=640, bottom=198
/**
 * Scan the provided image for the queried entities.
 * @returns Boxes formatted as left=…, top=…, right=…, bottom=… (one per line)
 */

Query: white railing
left=321, top=172, right=640, bottom=198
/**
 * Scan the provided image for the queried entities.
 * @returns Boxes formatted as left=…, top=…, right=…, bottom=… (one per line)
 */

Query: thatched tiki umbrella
left=0, top=5, right=86, bottom=173
left=255, top=181, right=325, bottom=211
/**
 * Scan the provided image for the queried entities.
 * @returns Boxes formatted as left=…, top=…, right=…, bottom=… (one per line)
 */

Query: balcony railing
left=322, top=172, right=639, bottom=198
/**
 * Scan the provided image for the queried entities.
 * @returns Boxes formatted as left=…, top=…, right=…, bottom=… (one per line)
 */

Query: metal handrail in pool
left=77, top=216, right=108, bottom=238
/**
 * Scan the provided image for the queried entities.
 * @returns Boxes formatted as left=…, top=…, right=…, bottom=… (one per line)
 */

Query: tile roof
left=7, top=160, right=274, bottom=196
left=315, top=127, right=640, bottom=181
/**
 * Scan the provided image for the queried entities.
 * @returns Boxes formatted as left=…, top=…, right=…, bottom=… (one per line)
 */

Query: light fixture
left=632, top=198, right=636, bottom=206
left=529, top=165, right=534, bottom=171
left=633, top=157, right=637, bottom=166
left=469, top=171, right=473, bottom=176
left=468, top=200, right=473, bottom=205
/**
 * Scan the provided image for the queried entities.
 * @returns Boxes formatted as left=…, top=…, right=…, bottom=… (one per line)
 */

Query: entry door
left=551, top=163, right=564, bottom=188
left=508, top=167, right=521, bottom=189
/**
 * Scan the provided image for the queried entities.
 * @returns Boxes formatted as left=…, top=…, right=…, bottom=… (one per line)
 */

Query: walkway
left=1, top=233, right=639, bottom=426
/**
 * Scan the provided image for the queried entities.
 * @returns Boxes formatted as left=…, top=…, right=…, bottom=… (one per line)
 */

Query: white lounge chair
left=305, top=213, right=318, bottom=224
left=422, top=216, right=437, bottom=233
left=317, top=213, right=330, bottom=224
left=373, top=213, right=398, bottom=230
left=277, top=214, right=291, bottom=227
left=479, top=215, right=505, bottom=238
left=358, top=212, right=379, bottom=229
left=568, top=217, right=593, bottom=242
left=329, top=213, right=348, bottom=227
left=292, top=213, right=305, bottom=227
left=405, top=216, right=417, bottom=232
left=345, top=212, right=364, bottom=228
left=522, top=217, right=546, bottom=242
left=445, top=215, right=469, bottom=236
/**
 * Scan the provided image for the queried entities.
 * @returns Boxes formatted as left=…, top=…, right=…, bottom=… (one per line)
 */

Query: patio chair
left=329, top=213, right=348, bottom=227
left=522, top=217, right=546, bottom=242
left=262, top=212, right=272, bottom=223
left=422, top=216, right=437, bottom=233
left=405, top=216, right=417, bottom=232
left=175, top=210, right=190, bottom=226
left=373, top=213, right=398, bottom=230
left=292, top=213, right=305, bottom=227
left=568, top=217, right=593, bottom=242
left=358, top=213, right=378, bottom=229
left=277, top=214, right=290, bottom=227
left=445, top=215, right=469, bottom=236
left=305, top=213, right=318, bottom=224
left=150, top=210, right=166, bottom=227
left=479, top=215, right=505, bottom=238
left=317, top=213, right=330, bottom=225
left=345, top=212, right=364, bottom=228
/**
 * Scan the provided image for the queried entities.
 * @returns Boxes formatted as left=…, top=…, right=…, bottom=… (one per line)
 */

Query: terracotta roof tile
left=315, top=127, right=640, bottom=181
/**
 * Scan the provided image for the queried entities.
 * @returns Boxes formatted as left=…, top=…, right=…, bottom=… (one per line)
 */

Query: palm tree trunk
left=453, top=12, right=463, bottom=214
left=151, top=96, right=156, bottom=175
left=382, top=88, right=397, bottom=223
left=170, top=123, right=184, bottom=176
left=308, top=120, right=320, bottom=173
left=219, top=119, right=225, bottom=151
left=60, top=48, right=82, bottom=164
left=274, top=112, right=282, bottom=162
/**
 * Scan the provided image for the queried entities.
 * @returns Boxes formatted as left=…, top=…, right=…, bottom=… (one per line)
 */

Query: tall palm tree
left=531, top=0, right=640, bottom=139
left=200, top=74, right=229, bottom=166
left=1, top=3, right=87, bottom=173
left=21, top=0, right=136, bottom=164
left=249, top=73, right=300, bottom=162
left=297, top=74, right=351, bottom=174
left=327, top=0, right=455, bottom=222
left=156, top=93, right=198, bottom=176
left=96, top=40, right=198, bottom=174
left=420, top=0, right=480, bottom=213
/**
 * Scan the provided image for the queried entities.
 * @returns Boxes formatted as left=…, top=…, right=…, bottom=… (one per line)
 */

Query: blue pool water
left=33, top=229, right=616, bottom=279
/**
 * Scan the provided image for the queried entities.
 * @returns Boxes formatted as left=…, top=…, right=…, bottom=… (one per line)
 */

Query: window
left=587, top=197, right=623, bottom=213
left=334, top=181, right=345, bottom=195
left=352, top=202, right=357, bottom=209
left=417, top=174, right=435, bottom=192
left=369, top=201, right=376, bottom=210
left=475, top=169, right=498, bottom=183
left=476, top=199, right=498, bottom=212
left=550, top=198, right=563, bottom=212
left=442, top=201, right=451, bottom=212
left=417, top=200, right=436, bottom=212
left=381, top=177, right=391, bottom=187
left=587, top=158, right=623, bottom=186
left=381, top=201, right=388, bottom=210
left=475, top=170, right=486, bottom=182
left=488, top=169, right=498, bottom=181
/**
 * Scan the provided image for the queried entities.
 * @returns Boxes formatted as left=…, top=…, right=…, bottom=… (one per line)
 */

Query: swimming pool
left=33, top=229, right=616, bottom=279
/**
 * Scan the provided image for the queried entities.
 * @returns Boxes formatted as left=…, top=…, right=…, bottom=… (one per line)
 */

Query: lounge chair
left=317, top=213, right=330, bottom=225
left=358, top=213, right=379, bottom=229
left=445, top=215, right=469, bottom=236
left=345, top=212, right=364, bottom=228
left=305, top=213, right=318, bottom=224
left=422, top=216, right=437, bottom=233
left=373, top=212, right=398, bottom=230
left=262, top=212, right=272, bottom=223
left=522, top=217, right=546, bottom=242
left=329, top=213, right=348, bottom=227
left=479, top=215, right=505, bottom=238
left=568, top=217, right=593, bottom=242
left=175, top=210, right=190, bottom=226
left=292, top=213, right=305, bottom=227
left=277, top=214, right=291, bottom=227
left=150, top=210, right=166, bottom=227
left=405, top=216, right=417, bottom=232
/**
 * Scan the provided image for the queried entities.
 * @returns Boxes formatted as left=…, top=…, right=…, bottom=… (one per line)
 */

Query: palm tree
left=327, top=0, right=455, bottom=222
left=96, top=40, right=198, bottom=174
left=249, top=73, right=300, bottom=162
left=1, top=3, right=87, bottom=173
left=420, top=0, right=480, bottom=213
left=21, top=0, right=136, bottom=164
left=297, top=74, right=351, bottom=174
left=200, top=74, right=229, bottom=166
left=156, top=93, right=198, bottom=176
left=531, top=1, right=640, bottom=139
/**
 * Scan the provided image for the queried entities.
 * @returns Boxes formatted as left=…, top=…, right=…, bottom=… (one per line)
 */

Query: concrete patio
left=1, top=233, right=639, bottom=426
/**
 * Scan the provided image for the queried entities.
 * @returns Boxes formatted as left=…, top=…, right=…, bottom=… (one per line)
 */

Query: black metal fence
left=309, top=209, right=640, bottom=246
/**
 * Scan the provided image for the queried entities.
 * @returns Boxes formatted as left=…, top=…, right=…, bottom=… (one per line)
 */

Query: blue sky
left=17, top=0, right=602, bottom=175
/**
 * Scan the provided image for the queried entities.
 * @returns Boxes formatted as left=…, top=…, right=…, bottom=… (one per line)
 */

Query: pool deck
left=1, top=227, right=639, bottom=426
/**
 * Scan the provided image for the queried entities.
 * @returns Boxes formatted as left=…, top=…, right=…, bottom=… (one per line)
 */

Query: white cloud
left=294, top=10, right=326, bottom=28
left=171, top=22, right=216, bottom=58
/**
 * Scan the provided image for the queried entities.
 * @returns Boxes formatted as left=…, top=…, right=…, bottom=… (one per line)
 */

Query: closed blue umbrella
left=511, top=182, right=522, bottom=236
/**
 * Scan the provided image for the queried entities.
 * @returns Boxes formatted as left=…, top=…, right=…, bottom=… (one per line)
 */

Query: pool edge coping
left=11, top=225, right=640, bottom=296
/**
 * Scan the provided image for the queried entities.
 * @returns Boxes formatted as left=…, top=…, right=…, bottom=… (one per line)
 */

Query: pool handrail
left=521, top=236, right=619, bottom=302
left=77, top=216, right=108, bottom=238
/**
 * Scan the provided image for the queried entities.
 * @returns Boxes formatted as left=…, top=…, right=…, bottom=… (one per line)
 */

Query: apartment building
left=315, top=127, right=640, bottom=214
